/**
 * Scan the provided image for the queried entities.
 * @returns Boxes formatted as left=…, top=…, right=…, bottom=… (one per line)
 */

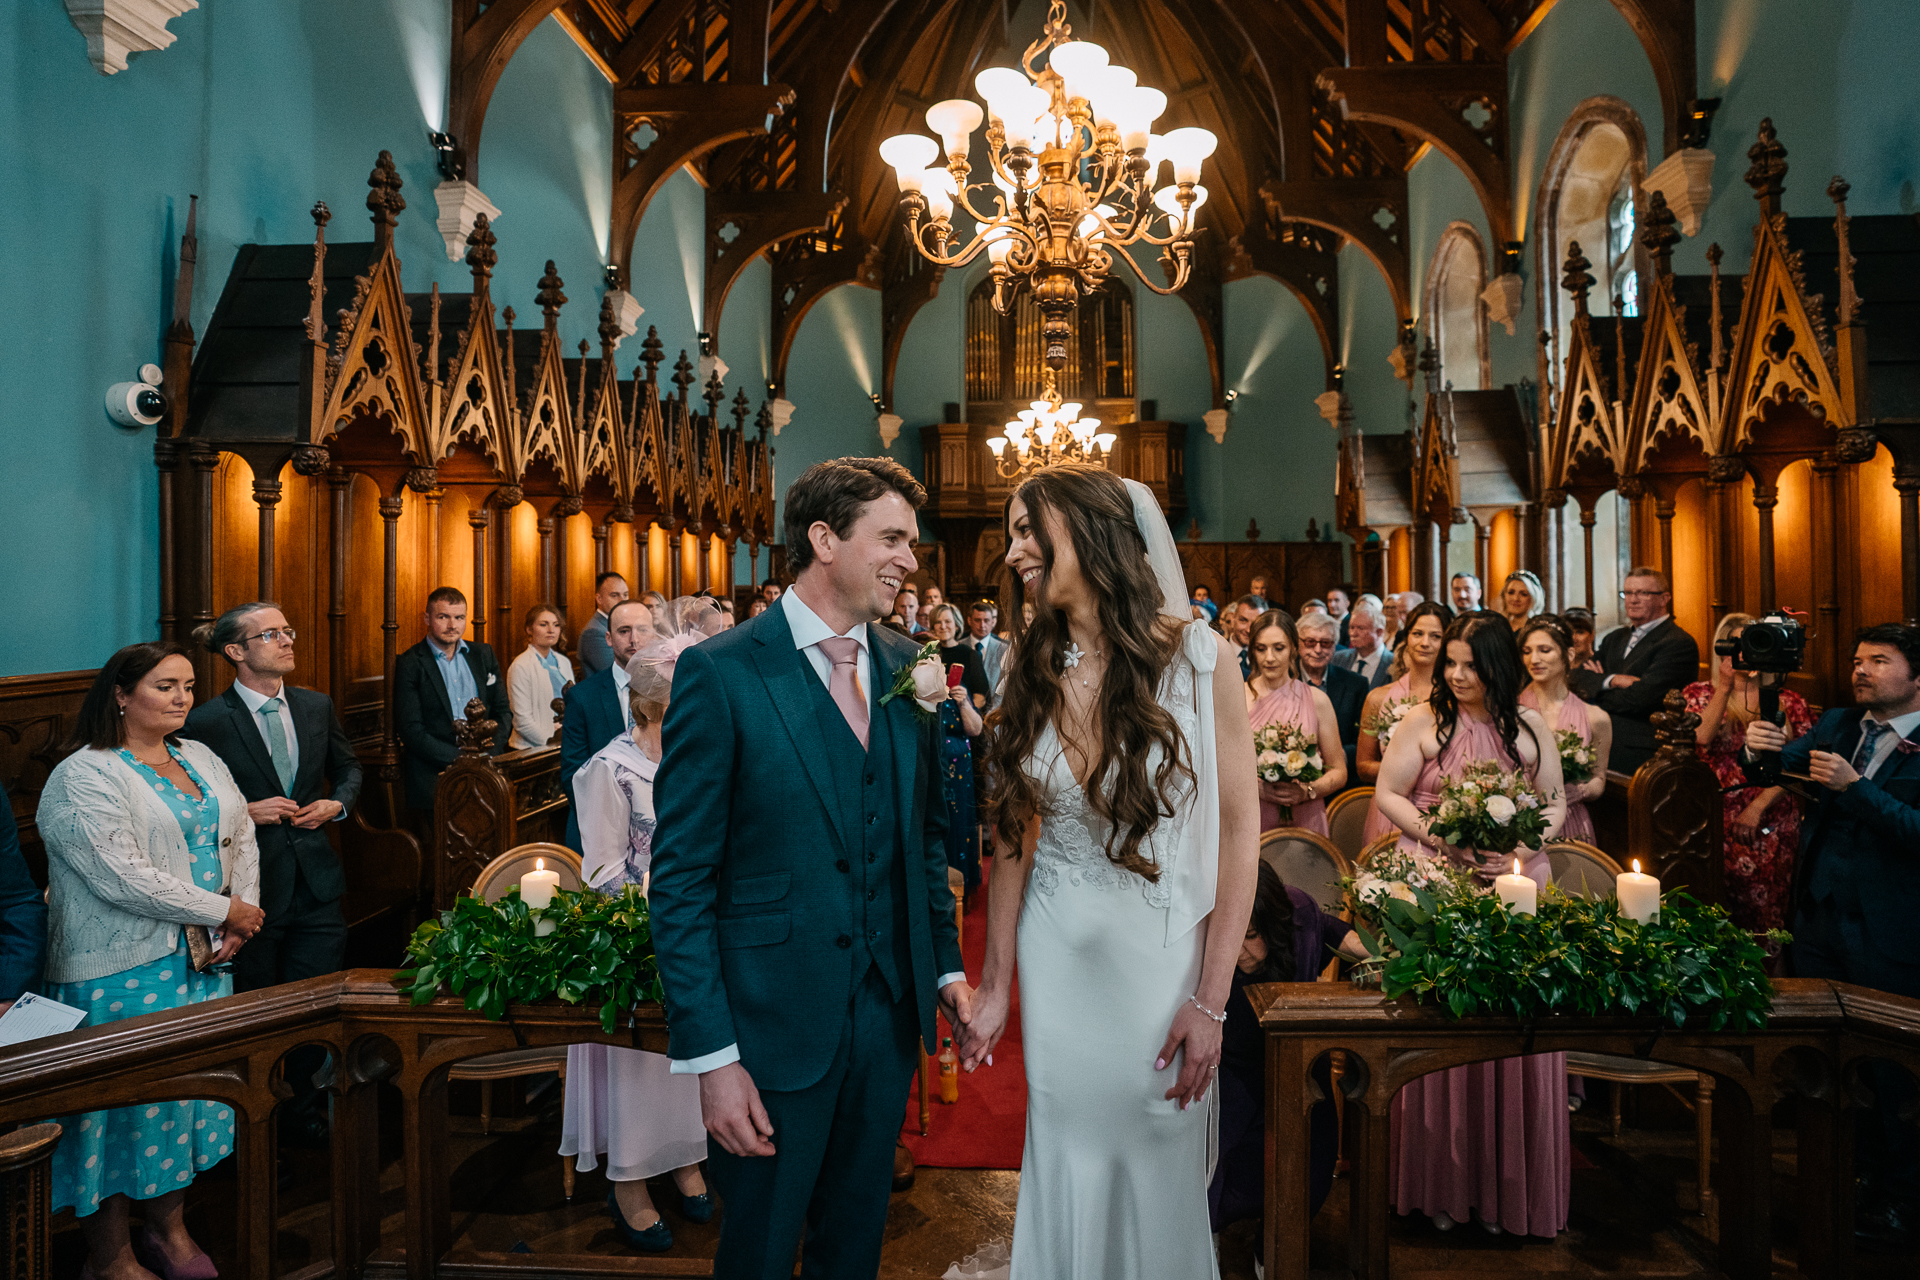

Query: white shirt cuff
left=670, top=1043, right=741, bottom=1075
left=1601, top=675, right=1618, bottom=689
left=937, top=971, right=968, bottom=991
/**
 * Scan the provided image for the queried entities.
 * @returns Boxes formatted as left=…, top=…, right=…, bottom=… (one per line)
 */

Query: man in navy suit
left=393, top=588, right=511, bottom=822
left=577, top=571, right=629, bottom=676
left=649, top=457, right=968, bottom=1279
left=560, top=598, right=654, bottom=849
left=1747, top=623, right=1920, bottom=1249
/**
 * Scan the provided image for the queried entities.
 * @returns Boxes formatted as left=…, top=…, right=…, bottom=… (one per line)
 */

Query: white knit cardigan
left=37, top=741, right=262, bottom=984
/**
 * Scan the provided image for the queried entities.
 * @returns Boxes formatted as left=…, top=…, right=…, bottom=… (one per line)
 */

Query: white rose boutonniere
left=882, top=641, right=946, bottom=721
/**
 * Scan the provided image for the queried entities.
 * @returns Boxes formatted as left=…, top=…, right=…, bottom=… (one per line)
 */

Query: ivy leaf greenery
left=1350, top=888, right=1786, bottom=1032
left=391, top=884, right=663, bottom=1034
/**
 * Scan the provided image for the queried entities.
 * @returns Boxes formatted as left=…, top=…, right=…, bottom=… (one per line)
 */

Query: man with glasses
left=1297, top=610, right=1367, bottom=787
left=1568, top=566, right=1699, bottom=772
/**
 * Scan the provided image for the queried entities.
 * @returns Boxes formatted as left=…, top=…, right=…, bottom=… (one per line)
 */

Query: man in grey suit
left=962, top=599, right=1009, bottom=708
left=577, top=571, right=630, bottom=675
left=1334, top=595, right=1394, bottom=688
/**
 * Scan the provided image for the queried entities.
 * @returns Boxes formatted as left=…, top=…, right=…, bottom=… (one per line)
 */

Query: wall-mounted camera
left=107, top=364, right=167, bottom=428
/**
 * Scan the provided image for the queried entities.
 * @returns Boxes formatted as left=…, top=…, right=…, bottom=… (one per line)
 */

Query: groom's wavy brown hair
left=979, top=464, right=1192, bottom=881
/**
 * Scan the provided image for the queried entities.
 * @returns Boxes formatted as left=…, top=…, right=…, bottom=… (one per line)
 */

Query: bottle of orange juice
left=937, top=1037, right=959, bottom=1103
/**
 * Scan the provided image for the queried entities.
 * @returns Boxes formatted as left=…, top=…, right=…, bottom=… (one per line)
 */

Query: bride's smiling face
left=1005, top=494, right=1085, bottom=611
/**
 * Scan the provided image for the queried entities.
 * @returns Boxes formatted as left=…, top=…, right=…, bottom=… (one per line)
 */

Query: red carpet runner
left=900, top=870, right=1026, bottom=1170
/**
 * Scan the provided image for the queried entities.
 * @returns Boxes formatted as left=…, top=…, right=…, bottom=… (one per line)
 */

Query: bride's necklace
left=1062, top=642, right=1103, bottom=687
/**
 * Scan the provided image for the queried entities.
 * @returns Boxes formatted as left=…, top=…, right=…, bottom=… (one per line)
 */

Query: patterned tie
left=259, top=696, right=296, bottom=793
left=1855, top=717, right=1889, bottom=777
left=817, top=636, right=870, bottom=750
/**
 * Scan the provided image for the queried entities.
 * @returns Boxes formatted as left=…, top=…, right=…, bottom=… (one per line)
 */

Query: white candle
left=1494, top=857, right=1537, bottom=916
left=521, top=857, right=561, bottom=936
left=1617, top=859, right=1661, bottom=925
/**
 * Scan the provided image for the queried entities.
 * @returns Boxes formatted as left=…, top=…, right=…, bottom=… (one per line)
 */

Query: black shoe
left=1856, top=1199, right=1915, bottom=1251
left=607, top=1186, right=674, bottom=1252
left=892, top=1143, right=916, bottom=1193
left=678, top=1189, right=715, bottom=1224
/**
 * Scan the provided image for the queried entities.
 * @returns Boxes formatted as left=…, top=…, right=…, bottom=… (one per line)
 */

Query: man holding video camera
left=1745, top=622, right=1920, bottom=1249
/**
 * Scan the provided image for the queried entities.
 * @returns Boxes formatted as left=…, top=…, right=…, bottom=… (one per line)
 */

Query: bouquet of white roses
left=1556, top=729, right=1596, bottom=785
left=1253, top=720, right=1324, bottom=824
left=1362, top=693, right=1420, bottom=749
left=1342, top=844, right=1481, bottom=932
left=1420, top=760, right=1551, bottom=857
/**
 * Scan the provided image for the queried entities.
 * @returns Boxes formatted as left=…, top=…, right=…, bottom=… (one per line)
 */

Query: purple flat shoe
left=133, top=1226, right=220, bottom=1280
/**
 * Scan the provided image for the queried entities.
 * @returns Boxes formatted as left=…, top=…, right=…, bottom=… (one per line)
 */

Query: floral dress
left=1682, top=681, right=1812, bottom=934
left=47, top=747, right=236, bottom=1216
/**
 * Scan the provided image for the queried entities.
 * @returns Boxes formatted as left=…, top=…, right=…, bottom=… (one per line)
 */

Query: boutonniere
left=1896, top=737, right=1920, bottom=756
left=881, top=641, right=945, bottom=722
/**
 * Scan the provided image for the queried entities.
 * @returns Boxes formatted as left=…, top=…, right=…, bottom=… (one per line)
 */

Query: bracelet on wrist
left=1189, top=995, right=1228, bottom=1024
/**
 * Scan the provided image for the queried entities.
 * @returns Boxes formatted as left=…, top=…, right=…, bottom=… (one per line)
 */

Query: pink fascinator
left=624, top=596, right=725, bottom=706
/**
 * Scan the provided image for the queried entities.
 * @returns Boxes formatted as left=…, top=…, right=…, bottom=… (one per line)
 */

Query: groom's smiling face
left=811, top=490, right=921, bottom=625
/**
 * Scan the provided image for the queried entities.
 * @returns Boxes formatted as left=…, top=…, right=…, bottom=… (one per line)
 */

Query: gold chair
left=1323, top=787, right=1374, bottom=866
left=1258, top=827, right=1353, bottom=917
left=1543, top=838, right=1623, bottom=900
left=1355, top=831, right=1400, bottom=870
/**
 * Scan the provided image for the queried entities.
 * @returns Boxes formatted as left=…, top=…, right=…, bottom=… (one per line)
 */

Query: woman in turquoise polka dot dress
left=36, top=645, right=262, bottom=1280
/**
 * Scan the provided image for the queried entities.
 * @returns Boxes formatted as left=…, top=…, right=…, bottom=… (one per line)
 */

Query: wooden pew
left=430, top=698, right=569, bottom=913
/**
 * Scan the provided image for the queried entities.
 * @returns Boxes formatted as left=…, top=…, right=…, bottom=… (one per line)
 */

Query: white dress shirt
left=1857, top=707, right=1920, bottom=780
left=232, top=677, right=299, bottom=777
left=672, top=587, right=965, bottom=1076
left=611, top=662, right=633, bottom=731
left=1349, top=643, right=1387, bottom=682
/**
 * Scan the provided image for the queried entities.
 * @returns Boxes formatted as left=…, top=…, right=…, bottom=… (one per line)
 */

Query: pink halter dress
left=1519, top=686, right=1596, bottom=842
left=1360, top=674, right=1418, bottom=845
left=1248, top=678, right=1329, bottom=835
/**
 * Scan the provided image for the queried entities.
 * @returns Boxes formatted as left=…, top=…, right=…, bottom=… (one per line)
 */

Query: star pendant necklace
left=1062, top=639, right=1104, bottom=688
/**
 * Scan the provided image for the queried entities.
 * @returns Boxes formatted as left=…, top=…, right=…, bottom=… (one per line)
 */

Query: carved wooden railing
left=432, top=699, right=567, bottom=910
left=0, top=973, right=688, bottom=1280
left=1627, top=689, right=1726, bottom=902
left=1254, top=978, right=1920, bottom=1280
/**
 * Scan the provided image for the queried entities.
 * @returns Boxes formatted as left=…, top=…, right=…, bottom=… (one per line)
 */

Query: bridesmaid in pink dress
left=1374, top=615, right=1571, bottom=1237
left=1357, top=602, right=1451, bottom=845
left=1245, top=609, right=1347, bottom=834
left=1518, top=616, right=1612, bottom=842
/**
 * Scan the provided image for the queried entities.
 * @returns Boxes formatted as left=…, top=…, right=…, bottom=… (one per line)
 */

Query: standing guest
left=760, top=579, right=782, bottom=604
left=578, top=572, right=631, bottom=676
left=36, top=643, right=264, bottom=1279
left=1358, top=601, right=1452, bottom=843
left=1519, top=616, right=1613, bottom=843
left=1567, top=567, right=1699, bottom=774
left=508, top=604, right=574, bottom=749
left=894, top=586, right=922, bottom=634
left=561, top=599, right=657, bottom=851
left=1746, top=624, right=1920, bottom=1248
left=1376, top=615, right=1569, bottom=1237
left=962, top=600, right=1009, bottom=709
left=923, top=585, right=946, bottom=618
left=715, top=597, right=735, bottom=628
left=747, top=598, right=769, bottom=619
left=394, top=588, right=511, bottom=823
left=565, top=600, right=718, bottom=1252
left=1190, top=583, right=1218, bottom=622
left=1327, top=583, right=1356, bottom=646
left=1296, top=611, right=1368, bottom=781
left=929, top=604, right=989, bottom=889
left=0, top=778, right=47, bottom=1013
left=1246, top=574, right=1271, bottom=609
left=1563, top=607, right=1598, bottom=670
left=1501, top=571, right=1547, bottom=634
left=1225, top=594, right=1264, bottom=680
left=1450, top=572, right=1484, bottom=614
left=642, top=589, right=668, bottom=609
left=1245, top=609, right=1346, bottom=833
left=1380, top=590, right=1412, bottom=649
left=1683, top=613, right=1811, bottom=935
left=1298, top=598, right=1328, bottom=618
left=1335, top=596, right=1392, bottom=688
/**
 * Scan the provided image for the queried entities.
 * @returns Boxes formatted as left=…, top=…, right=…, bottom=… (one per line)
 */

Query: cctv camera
left=107, top=380, right=167, bottom=428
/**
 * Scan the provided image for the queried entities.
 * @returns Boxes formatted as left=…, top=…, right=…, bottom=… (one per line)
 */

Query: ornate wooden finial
left=465, top=212, right=497, bottom=285
left=1649, top=687, right=1702, bottom=754
left=501, top=306, right=518, bottom=410
left=703, top=368, right=726, bottom=418
left=1305, top=516, right=1321, bottom=542
left=548, top=687, right=569, bottom=746
left=1641, top=189, right=1680, bottom=276
left=732, top=387, right=751, bottom=432
left=1185, top=516, right=1203, bottom=541
left=1829, top=175, right=1860, bottom=327
left=1745, top=118, right=1789, bottom=213
left=672, top=350, right=695, bottom=404
left=304, top=202, right=332, bottom=344
left=537, top=261, right=566, bottom=327
left=168, top=194, right=199, bottom=338
left=1244, top=516, right=1261, bottom=541
left=1418, top=335, right=1440, bottom=395
left=597, top=292, right=621, bottom=357
left=367, top=151, right=405, bottom=254
left=641, top=326, right=664, bottom=383
left=755, top=399, right=773, bottom=439
left=1562, top=240, right=1595, bottom=315
left=455, top=698, right=498, bottom=756
left=1706, top=241, right=1727, bottom=386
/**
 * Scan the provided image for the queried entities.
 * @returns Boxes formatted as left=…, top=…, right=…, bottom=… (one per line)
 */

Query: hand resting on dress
left=1156, top=999, right=1224, bottom=1110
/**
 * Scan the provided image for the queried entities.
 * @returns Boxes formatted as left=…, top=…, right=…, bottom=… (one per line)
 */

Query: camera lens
left=1747, top=626, right=1778, bottom=655
left=135, top=388, right=166, bottom=418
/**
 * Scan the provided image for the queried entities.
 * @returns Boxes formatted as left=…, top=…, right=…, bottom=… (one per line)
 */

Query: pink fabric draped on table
left=1360, top=674, right=1416, bottom=846
left=1518, top=687, right=1596, bottom=842
left=1250, top=679, right=1328, bottom=835
left=1387, top=713, right=1570, bottom=1237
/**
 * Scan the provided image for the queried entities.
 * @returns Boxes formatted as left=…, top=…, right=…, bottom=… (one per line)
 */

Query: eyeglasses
left=1618, top=590, right=1667, bottom=600
left=244, top=627, right=296, bottom=645
left=1297, top=638, right=1336, bottom=650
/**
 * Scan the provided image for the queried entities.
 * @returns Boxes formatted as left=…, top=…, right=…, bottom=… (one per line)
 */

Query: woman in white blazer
left=508, top=604, right=575, bottom=749
left=36, top=642, right=262, bottom=1280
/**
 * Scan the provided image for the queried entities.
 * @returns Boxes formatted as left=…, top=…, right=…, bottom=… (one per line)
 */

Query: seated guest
left=578, top=572, right=630, bottom=675
left=961, top=600, right=1009, bottom=708
left=508, top=604, right=574, bottom=749
left=395, top=588, right=510, bottom=823
left=1298, top=598, right=1328, bottom=618
left=1246, top=574, right=1271, bottom=610
left=1746, top=623, right=1920, bottom=1248
left=760, top=579, right=782, bottom=604
left=714, top=597, right=736, bottom=628
left=1190, top=583, right=1218, bottom=622
left=36, top=643, right=263, bottom=1279
left=564, top=600, right=717, bottom=1251
left=1382, top=590, right=1422, bottom=650
left=641, top=589, right=667, bottom=609
left=562, top=599, right=665, bottom=850
left=1450, top=572, right=1484, bottom=614
left=1519, top=616, right=1613, bottom=843
left=1224, top=594, right=1264, bottom=680
left=1501, top=570, right=1546, bottom=634
left=923, top=584, right=946, bottom=617
left=1334, top=595, right=1392, bottom=688
left=1295, top=611, right=1367, bottom=781
left=1566, top=567, right=1699, bottom=773
left=1245, top=609, right=1347, bottom=833
left=1327, top=582, right=1356, bottom=646
left=928, top=604, right=989, bottom=888
left=1359, top=601, right=1452, bottom=844
left=1563, top=606, right=1598, bottom=670
left=747, top=598, right=769, bottom=619
left=0, top=778, right=47, bottom=1013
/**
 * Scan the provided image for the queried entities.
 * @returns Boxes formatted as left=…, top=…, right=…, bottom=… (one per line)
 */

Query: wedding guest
left=759, top=580, right=782, bottom=604
left=715, top=597, right=735, bottom=628
left=1334, top=596, right=1392, bottom=688
left=748, top=598, right=769, bottom=619
left=641, top=590, right=668, bottom=609
left=1501, top=570, right=1546, bottom=634
left=1683, top=613, right=1811, bottom=935
left=1326, top=583, right=1355, bottom=646
left=1746, top=623, right=1920, bottom=1248
left=1190, top=583, right=1218, bottom=622
left=1298, top=598, right=1328, bottom=618
left=962, top=601, right=1008, bottom=708
left=894, top=586, right=921, bottom=633
left=1358, top=601, right=1452, bottom=844
left=1563, top=607, right=1598, bottom=670
left=394, top=588, right=510, bottom=821
left=1246, top=574, right=1271, bottom=609
left=929, top=604, right=989, bottom=888
left=578, top=572, right=630, bottom=675
left=508, top=604, right=574, bottom=749
left=923, top=584, right=946, bottom=617
left=561, top=599, right=656, bottom=851
left=1450, top=572, right=1484, bottom=613
left=1519, top=616, right=1613, bottom=843
left=1295, top=611, right=1367, bottom=780
left=1225, top=594, right=1264, bottom=680
left=36, top=643, right=263, bottom=1279
left=1567, top=567, right=1699, bottom=773
left=0, top=779, right=46, bottom=1013
left=565, top=599, right=717, bottom=1251
left=1245, top=609, right=1346, bottom=833
left=1375, top=615, right=1569, bottom=1237
left=1382, top=591, right=1421, bottom=649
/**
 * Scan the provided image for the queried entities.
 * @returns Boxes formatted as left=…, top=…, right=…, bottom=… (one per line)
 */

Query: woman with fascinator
left=961, top=464, right=1262, bottom=1278
left=559, top=597, right=723, bottom=1252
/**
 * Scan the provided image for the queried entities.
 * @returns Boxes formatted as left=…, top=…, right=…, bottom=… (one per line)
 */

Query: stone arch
left=1423, top=222, right=1491, bottom=392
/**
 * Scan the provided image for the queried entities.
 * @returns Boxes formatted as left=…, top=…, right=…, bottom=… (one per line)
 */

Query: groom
left=650, top=457, right=971, bottom=1279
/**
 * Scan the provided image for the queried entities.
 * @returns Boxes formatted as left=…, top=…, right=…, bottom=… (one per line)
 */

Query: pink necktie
left=817, top=636, right=869, bottom=750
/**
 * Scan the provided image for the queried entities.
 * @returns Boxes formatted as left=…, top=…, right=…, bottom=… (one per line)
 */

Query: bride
left=960, top=464, right=1261, bottom=1277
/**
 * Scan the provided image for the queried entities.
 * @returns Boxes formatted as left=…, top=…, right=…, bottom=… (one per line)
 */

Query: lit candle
left=1617, top=859, right=1661, bottom=925
left=521, top=857, right=560, bottom=936
left=1494, top=856, right=1537, bottom=916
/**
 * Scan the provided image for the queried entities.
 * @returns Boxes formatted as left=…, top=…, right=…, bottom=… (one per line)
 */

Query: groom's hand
left=699, top=1062, right=776, bottom=1157
left=938, top=979, right=974, bottom=1037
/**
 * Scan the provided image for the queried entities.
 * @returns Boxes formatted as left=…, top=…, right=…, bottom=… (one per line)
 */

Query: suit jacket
left=393, top=638, right=511, bottom=811
left=1314, top=664, right=1369, bottom=782
left=1568, top=617, right=1699, bottom=772
left=560, top=667, right=627, bottom=850
left=1334, top=645, right=1392, bottom=688
left=1747, top=708, right=1920, bottom=955
left=577, top=611, right=613, bottom=676
left=184, top=685, right=362, bottom=916
left=649, top=604, right=963, bottom=1091
left=0, top=780, right=46, bottom=1003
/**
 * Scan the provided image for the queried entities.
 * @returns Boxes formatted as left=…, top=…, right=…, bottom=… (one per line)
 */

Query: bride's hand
left=957, top=982, right=1012, bottom=1071
left=1156, top=1000, right=1224, bottom=1110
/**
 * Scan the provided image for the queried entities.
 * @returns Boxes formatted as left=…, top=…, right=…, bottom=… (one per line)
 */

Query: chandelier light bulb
left=1153, top=182, right=1207, bottom=230
left=926, top=99, right=984, bottom=157
left=984, top=226, right=1016, bottom=264
left=1087, top=66, right=1138, bottom=126
left=975, top=67, right=1032, bottom=121
left=920, top=168, right=956, bottom=220
left=1047, top=40, right=1109, bottom=100
left=1094, top=432, right=1117, bottom=453
left=880, top=134, right=939, bottom=190
left=1162, top=126, right=1217, bottom=184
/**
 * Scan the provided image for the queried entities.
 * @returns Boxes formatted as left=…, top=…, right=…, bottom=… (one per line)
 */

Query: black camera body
left=1713, top=611, right=1807, bottom=675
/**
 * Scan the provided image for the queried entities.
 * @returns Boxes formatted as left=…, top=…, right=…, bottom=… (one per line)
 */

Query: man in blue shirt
left=393, top=587, right=511, bottom=819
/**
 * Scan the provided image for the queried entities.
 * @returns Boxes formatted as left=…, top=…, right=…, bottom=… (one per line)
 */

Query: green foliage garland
left=1352, top=886, right=1785, bottom=1031
left=392, top=885, right=663, bottom=1033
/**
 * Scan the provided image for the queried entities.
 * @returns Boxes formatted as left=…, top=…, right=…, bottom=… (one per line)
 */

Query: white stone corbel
left=604, top=291, right=644, bottom=344
left=1481, top=271, right=1524, bottom=337
left=1314, top=389, right=1347, bottom=428
left=66, top=0, right=197, bottom=75
left=1645, top=147, right=1715, bottom=237
left=877, top=412, right=904, bottom=450
left=697, top=354, right=730, bottom=386
left=768, top=398, right=795, bottom=435
left=433, top=181, right=503, bottom=263
left=1202, top=408, right=1230, bottom=444
left=1386, top=342, right=1414, bottom=383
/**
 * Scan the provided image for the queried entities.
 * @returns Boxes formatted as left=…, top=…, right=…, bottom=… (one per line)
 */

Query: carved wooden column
left=186, top=443, right=221, bottom=696
left=1472, top=516, right=1491, bottom=585
left=1810, top=453, right=1841, bottom=694
left=1899, top=469, right=1920, bottom=624
left=1705, top=455, right=1743, bottom=621
left=155, top=438, right=180, bottom=645
left=593, top=518, right=610, bottom=577
left=537, top=510, right=556, bottom=605
left=1579, top=500, right=1598, bottom=611
left=422, top=488, right=444, bottom=587
left=1617, top=476, right=1649, bottom=575
left=0, top=1123, right=62, bottom=1280
left=553, top=496, right=581, bottom=621
left=327, top=468, right=352, bottom=702
left=493, top=486, right=521, bottom=641
left=1750, top=472, right=1780, bottom=612
left=696, top=528, right=712, bottom=594
left=1653, top=493, right=1676, bottom=582
left=1436, top=520, right=1453, bottom=596
left=468, top=507, right=491, bottom=645
left=1411, top=522, right=1435, bottom=600
left=749, top=539, right=760, bottom=593
left=379, top=493, right=405, bottom=791
left=253, top=474, right=283, bottom=600
left=637, top=522, right=652, bottom=595
left=1543, top=491, right=1567, bottom=613
left=668, top=520, right=684, bottom=596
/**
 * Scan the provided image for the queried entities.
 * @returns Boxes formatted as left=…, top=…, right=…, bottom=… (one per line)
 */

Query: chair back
left=1323, top=787, right=1374, bottom=863
left=1355, top=832, right=1401, bottom=870
left=1544, top=839, right=1624, bottom=900
left=470, top=843, right=584, bottom=903
left=1258, top=828, right=1353, bottom=916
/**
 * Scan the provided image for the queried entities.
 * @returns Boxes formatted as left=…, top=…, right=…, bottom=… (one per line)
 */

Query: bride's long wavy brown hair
left=978, top=464, right=1192, bottom=881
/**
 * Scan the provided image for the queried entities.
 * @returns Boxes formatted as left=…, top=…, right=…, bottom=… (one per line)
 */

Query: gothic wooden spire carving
left=466, top=212, right=497, bottom=286
left=641, top=326, right=664, bottom=384
left=703, top=369, right=726, bottom=420
left=1745, top=118, right=1789, bottom=217
left=732, top=388, right=751, bottom=433
left=597, top=293, right=621, bottom=360
left=1641, top=189, right=1680, bottom=277
left=537, top=261, right=566, bottom=328
left=672, top=350, right=694, bottom=405
left=367, top=151, right=405, bottom=256
left=1562, top=241, right=1596, bottom=316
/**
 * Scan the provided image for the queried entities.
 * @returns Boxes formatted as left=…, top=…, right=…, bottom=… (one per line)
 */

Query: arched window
left=1424, top=222, right=1490, bottom=391
left=1535, top=98, right=1649, bottom=388
left=965, top=279, right=1135, bottom=423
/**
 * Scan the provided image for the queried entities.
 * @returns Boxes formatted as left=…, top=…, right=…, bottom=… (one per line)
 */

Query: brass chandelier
left=878, top=0, right=1214, bottom=477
